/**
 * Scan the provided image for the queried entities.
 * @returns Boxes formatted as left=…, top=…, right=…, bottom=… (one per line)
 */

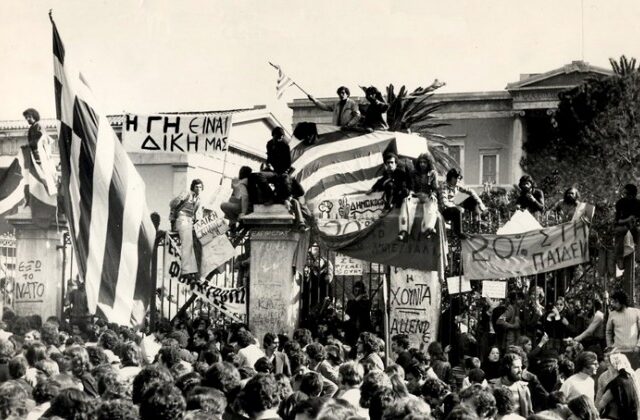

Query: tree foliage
left=521, top=55, right=640, bottom=247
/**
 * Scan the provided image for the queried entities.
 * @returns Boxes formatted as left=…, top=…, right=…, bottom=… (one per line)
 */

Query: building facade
left=288, top=61, right=612, bottom=188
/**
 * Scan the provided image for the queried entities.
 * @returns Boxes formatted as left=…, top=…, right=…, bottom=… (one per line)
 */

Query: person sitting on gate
left=550, top=186, right=582, bottom=223
left=366, top=152, right=412, bottom=211
left=169, top=179, right=204, bottom=277
left=397, top=152, right=439, bottom=242
left=515, top=175, right=545, bottom=218
left=220, top=166, right=253, bottom=232
left=439, top=168, right=486, bottom=238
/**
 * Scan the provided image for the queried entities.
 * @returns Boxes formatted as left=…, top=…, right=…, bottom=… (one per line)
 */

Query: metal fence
left=0, top=233, right=16, bottom=309
left=153, top=231, right=247, bottom=324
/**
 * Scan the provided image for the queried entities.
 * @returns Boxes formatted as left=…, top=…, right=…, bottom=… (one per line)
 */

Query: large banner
left=314, top=192, right=385, bottom=220
left=388, top=268, right=441, bottom=349
left=164, top=233, right=245, bottom=322
left=461, top=219, right=589, bottom=280
left=122, top=113, right=232, bottom=155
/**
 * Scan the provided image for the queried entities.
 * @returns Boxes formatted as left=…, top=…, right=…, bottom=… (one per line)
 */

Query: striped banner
left=0, top=156, right=25, bottom=216
left=273, top=63, right=295, bottom=99
left=51, top=17, right=155, bottom=326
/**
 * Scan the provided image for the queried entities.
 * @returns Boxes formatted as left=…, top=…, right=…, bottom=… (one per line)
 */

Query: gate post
left=7, top=207, right=67, bottom=321
left=242, top=204, right=308, bottom=341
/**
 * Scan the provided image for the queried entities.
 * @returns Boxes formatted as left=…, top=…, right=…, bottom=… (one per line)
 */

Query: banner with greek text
left=314, top=192, right=386, bottom=220
left=461, top=219, right=589, bottom=280
left=389, top=268, right=441, bottom=349
left=122, top=113, right=232, bottom=155
left=164, top=233, right=245, bottom=322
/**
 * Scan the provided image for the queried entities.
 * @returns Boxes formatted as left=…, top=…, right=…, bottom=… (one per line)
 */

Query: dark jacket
left=266, top=139, right=292, bottom=175
left=371, top=168, right=412, bottom=208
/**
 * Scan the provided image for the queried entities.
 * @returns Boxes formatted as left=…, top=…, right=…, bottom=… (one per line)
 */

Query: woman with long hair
left=597, top=352, right=640, bottom=420
left=568, top=395, right=600, bottom=420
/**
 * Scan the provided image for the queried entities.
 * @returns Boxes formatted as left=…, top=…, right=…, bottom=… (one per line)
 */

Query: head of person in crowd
left=0, top=339, right=15, bottom=364
left=445, top=404, right=480, bottom=420
left=9, top=355, right=29, bottom=380
left=274, top=373, right=293, bottom=401
left=279, top=391, right=309, bottom=420
left=325, top=344, right=343, bottom=367
left=131, top=364, right=174, bottom=405
left=609, top=289, right=630, bottom=312
left=239, top=373, right=280, bottom=419
left=0, top=380, right=33, bottom=418
left=190, top=178, right=204, bottom=197
left=368, top=386, right=395, bottom=420
left=428, top=341, right=448, bottom=362
left=44, top=388, right=92, bottom=420
left=139, top=382, right=186, bottom=420
left=24, top=329, right=41, bottom=346
left=93, top=399, right=138, bottom=420
left=185, top=386, right=227, bottom=418
left=493, top=386, right=516, bottom=418
left=517, top=336, right=533, bottom=354
left=358, top=331, right=379, bottom=357
left=306, top=342, right=326, bottom=365
left=339, top=361, right=364, bottom=389
left=460, top=383, right=497, bottom=420
left=385, top=363, right=405, bottom=380
left=33, top=378, right=62, bottom=406
left=204, top=362, right=241, bottom=404
left=502, top=353, right=523, bottom=383
left=254, top=357, right=273, bottom=374
left=486, top=346, right=500, bottom=364
left=519, top=175, right=536, bottom=193
left=391, top=334, right=410, bottom=356
left=360, top=369, right=392, bottom=408
left=405, top=361, right=429, bottom=395
left=574, top=351, right=598, bottom=377
left=64, top=346, right=92, bottom=377
left=558, top=358, right=575, bottom=381
left=567, top=395, right=600, bottom=420
left=289, top=351, right=309, bottom=377
left=263, top=332, right=279, bottom=355
left=421, top=376, right=450, bottom=409
left=564, top=187, right=580, bottom=205
left=300, top=371, right=324, bottom=397
left=337, top=86, right=350, bottom=102
left=293, top=328, right=313, bottom=348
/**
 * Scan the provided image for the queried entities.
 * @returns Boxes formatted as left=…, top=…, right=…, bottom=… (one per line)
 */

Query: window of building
left=430, top=142, right=464, bottom=169
left=480, top=154, right=499, bottom=184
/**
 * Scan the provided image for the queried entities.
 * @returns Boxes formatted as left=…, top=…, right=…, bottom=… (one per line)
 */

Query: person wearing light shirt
left=606, top=290, right=640, bottom=369
left=559, top=351, right=598, bottom=402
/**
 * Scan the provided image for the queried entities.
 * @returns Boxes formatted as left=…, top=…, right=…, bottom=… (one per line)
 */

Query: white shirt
left=237, top=343, right=265, bottom=368
left=560, top=372, right=595, bottom=401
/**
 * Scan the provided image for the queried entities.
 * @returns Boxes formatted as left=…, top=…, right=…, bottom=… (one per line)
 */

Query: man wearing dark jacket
left=367, top=153, right=412, bottom=209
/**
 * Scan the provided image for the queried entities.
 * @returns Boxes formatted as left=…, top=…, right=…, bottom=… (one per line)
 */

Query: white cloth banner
left=462, top=219, right=589, bottom=280
left=122, top=113, right=232, bottom=155
left=164, top=233, right=245, bottom=322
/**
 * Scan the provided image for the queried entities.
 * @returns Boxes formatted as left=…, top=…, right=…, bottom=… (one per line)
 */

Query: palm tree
left=379, top=79, right=460, bottom=173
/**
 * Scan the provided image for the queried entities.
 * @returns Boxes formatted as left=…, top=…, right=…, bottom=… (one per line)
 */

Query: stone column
left=242, top=205, right=307, bottom=341
left=511, top=111, right=525, bottom=183
left=7, top=207, right=67, bottom=320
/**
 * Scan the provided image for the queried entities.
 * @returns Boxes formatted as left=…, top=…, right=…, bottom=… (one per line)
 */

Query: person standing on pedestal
left=169, top=179, right=204, bottom=277
left=22, top=108, right=58, bottom=206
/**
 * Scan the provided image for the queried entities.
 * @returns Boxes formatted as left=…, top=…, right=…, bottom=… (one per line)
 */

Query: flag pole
left=268, top=62, right=310, bottom=96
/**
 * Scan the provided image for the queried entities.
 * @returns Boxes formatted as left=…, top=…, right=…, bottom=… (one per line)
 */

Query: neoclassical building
left=288, top=61, right=612, bottom=188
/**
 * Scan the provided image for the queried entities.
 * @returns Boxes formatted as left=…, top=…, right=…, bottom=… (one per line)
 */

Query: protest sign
left=462, top=219, right=589, bottom=280
left=389, top=267, right=441, bottom=349
left=200, top=235, right=236, bottom=277
left=122, top=113, right=232, bottom=156
left=194, top=213, right=229, bottom=246
left=482, top=281, right=507, bottom=299
left=334, top=254, right=363, bottom=276
left=446, top=276, right=471, bottom=295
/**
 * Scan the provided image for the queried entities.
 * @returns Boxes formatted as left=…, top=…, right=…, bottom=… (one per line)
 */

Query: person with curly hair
left=358, top=332, right=384, bottom=372
left=308, top=86, right=361, bottom=129
left=43, top=388, right=92, bottom=420
left=139, top=382, right=186, bottom=420
left=0, top=380, right=34, bottom=419
left=93, top=398, right=138, bottom=420
left=361, top=85, right=389, bottom=132
left=238, top=373, right=281, bottom=419
left=131, top=364, right=174, bottom=405
left=515, top=175, right=545, bottom=218
left=397, top=152, right=439, bottom=241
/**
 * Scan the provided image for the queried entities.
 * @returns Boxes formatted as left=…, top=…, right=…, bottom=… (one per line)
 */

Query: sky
left=1, top=0, right=640, bottom=127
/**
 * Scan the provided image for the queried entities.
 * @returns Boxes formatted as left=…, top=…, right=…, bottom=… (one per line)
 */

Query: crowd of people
left=1, top=285, right=640, bottom=420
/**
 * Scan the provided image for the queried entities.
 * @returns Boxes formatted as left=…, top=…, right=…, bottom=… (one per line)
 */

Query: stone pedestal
left=7, top=207, right=67, bottom=320
left=243, top=205, right=307, bottom=340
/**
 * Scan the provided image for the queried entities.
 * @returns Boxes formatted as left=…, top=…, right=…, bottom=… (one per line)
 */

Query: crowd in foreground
left=0, top=289, right=639, bottom=420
